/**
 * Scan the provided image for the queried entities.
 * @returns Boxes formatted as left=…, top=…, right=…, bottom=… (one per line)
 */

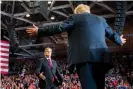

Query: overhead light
left=26, top=14, right=30, bottom=17
left=0, top=1, right=2, bottom=4
left=50, top=16, right=55, bottom=20
left=48, top=1, right=52, bottom=4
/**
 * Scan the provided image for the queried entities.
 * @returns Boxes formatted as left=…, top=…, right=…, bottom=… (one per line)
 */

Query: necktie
left=48, top=58, right=52, bottom=68
left=48, top=59, right=54, bottom=82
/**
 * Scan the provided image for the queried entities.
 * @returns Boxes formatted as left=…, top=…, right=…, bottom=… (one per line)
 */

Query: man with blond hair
left=74, top=4, right=90, bottom=14
left=26, top=4, right=126, bottom=89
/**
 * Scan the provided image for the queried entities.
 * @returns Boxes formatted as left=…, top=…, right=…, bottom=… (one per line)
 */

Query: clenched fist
left=39, top=72, right=46, bottom=80
left=26, top=24, right=38, bottom=36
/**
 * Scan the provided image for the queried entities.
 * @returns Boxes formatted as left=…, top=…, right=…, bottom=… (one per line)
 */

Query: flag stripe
left=1, top=48, right=9, bottom=52
left=0, top=61, right=9, bottom=63
left=0, top=43, right=10, bottom=47
left=0, top=63, right=8, bottom=66
left=0, top=40, right=9, bottom=74
left=0, top=68, right=8, bottom=72
left=0, top=53, right=9, bottom=57
left=1, top=55, right=9, bottom=58
left=0, top=71, right=8, bottom=74
left=0, top=58, right=8, bottom=61
left=0, top=40, right=9, bottom=44
left=1, top=66, right=8, bottom=69
left=0, top=45, right=9, bottom=49
left=0, top=50, right=9, bottom=54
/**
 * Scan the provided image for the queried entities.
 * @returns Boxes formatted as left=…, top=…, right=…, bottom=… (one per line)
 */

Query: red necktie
left=48, top=58, right=52, bottom=68
left=48, top=58, right=54, bottom=82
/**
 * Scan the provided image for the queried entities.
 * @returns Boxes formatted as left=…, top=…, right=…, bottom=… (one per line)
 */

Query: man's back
left=68, top=13, right=107, bottom=49
left=67, top=13, right=109, bottom=66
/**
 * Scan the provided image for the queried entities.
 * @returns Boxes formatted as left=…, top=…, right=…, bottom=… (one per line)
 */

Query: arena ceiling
left=1, top=1, right=133, bottom=58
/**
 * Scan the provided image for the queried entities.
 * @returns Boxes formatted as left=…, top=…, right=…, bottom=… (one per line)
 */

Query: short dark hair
left=44, top=47, right=52, bottom=52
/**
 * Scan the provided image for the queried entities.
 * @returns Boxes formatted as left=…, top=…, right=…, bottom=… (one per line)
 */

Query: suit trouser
left=50, top=84, right=58, bottom=89
left=76, top=62, right=113, bottom=89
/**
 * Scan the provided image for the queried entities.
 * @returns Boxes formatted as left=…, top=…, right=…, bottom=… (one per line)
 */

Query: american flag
left=0, top=40, right=10, bottom=74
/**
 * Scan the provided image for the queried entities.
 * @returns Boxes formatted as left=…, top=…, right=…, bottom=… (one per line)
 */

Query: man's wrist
left=36, top=27, right=38, bottom=34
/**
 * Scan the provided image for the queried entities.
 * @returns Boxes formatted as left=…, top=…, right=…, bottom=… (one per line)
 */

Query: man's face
left=44, top=48, right=52, bottom=58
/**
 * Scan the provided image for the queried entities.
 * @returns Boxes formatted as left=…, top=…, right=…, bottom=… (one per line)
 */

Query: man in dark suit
left=35, top=47, right=63, bottom=89
left=26, top=4, right=126, bottom=89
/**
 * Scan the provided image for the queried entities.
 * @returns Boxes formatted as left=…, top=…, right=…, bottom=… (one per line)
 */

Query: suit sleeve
left=55, top=62, right=64, bottom=83
left=35, top=59, right=42, bottom=76
left=103, top=18, right=122, bottom=46
left=37, top=15, right=74, bottom=37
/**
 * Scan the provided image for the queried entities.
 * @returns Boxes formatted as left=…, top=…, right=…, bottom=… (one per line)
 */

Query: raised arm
left=103, top=18, right=126, bottom=46
left=26, top=15, right=74, bottom=37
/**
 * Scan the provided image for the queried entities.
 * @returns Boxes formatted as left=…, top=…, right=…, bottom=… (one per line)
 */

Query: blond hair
left=74, top=4, right=90, bottom=14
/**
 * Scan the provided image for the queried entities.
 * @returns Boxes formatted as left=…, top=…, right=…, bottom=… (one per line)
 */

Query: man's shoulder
left=97, top=15, right=106, bottom=21
left=75, top=13, right=106, bottom=21
left=66, top=14, right=76, bottom=20
left=38, top=57, right=45, bottom=61
left=89, top=13, right=105, bottom=21
left=51, top=59, right=57, bottom=64
left=51, top=59, right=56, bottom=62
left=69, top=14, right=77, bottom=17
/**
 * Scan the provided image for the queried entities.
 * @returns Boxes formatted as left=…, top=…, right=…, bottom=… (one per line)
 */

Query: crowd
left=1, top=59, right=82, bottom=89
left=1, top=74, right=39, bottom=89
left=1, top=53, right=133, bottom=89
left=104, top=52, right=133, bottom=89
left=1, top=59, right=39, bottom=89
left=57, top=59, right=82, bottom=89
left=9, top=59, right=36, bottom=75
left=105, top=70, right=132, bottom=89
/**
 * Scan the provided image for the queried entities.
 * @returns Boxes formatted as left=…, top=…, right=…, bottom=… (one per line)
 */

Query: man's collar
left=81, top=11, right=91, bottom=14
left=45, top=56, right=51, bottom=60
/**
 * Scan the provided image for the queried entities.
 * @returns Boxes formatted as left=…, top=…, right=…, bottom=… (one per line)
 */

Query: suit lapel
left=51, top=59, right=55, bottom=72
left=43, top=57, right=55, bottom=74
left=43, top=57, right=51, bottom=70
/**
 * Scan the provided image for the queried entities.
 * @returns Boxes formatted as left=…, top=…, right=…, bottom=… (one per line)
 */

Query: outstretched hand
left=26, top=24, right=38, bottom=36
left=120, top=34, right=126, bottom=45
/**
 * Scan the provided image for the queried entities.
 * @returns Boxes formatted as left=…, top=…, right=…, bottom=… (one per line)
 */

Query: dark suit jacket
left=37, top=13, right=122, bottom=70
left=35, top=57, right=63, bottom=89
